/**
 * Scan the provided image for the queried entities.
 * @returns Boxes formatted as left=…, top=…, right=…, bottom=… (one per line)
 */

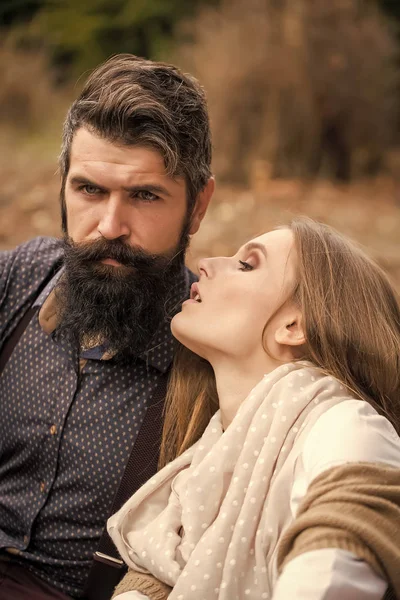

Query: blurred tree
left=0, top=40, right=63, bottom=133
left=379, top=0, right=400, bottom=23
left=0, top=0, right=41, bottom=27
left=4, top=0, right=217, bottom=78
left=176, top=0, right=400, bottom=182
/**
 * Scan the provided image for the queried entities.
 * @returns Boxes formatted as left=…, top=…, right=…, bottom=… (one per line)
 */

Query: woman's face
left=171, top=228, right=299, bottom=362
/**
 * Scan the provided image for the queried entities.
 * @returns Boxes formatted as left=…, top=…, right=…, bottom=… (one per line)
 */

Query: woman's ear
left=275, top=312, right=305, bottom=348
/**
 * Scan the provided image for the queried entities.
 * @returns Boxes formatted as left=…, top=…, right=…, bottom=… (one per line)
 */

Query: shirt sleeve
left=302, top=400, right=400, bottom=483
left=272, top=548, right=387, bottom=600
left=290, top=399, right=400, bottom=517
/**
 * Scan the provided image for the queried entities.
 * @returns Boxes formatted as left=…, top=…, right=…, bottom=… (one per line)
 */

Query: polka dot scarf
left=108, top=361, right=348, bottom=599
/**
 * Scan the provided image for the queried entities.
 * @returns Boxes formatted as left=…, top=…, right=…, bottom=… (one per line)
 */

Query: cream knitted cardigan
left=108, top=361, right=359, bottom=600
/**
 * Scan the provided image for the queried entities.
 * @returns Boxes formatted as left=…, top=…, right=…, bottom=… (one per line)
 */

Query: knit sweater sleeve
left=112, top=570, right=172, bottom=600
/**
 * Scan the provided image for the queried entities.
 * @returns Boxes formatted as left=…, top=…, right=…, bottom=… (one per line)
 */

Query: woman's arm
left=274, top=548, right=387, bottom=600
left=275, top=401, right=400, bottom=599
left=274, top=461, right=400, bottom=598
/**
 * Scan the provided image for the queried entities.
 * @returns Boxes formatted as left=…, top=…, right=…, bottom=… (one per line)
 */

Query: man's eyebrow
left=123, top=184, right=172, bottom=197
left=69, top=176, right=103, bottom=188
left=242, top=242, right=268, bottom=258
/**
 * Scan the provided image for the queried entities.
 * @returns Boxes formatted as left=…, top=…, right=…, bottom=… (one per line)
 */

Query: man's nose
left=97, top=196, right=130, bottom=240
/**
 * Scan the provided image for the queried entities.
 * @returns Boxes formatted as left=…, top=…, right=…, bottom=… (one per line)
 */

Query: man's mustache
left=63, top=237, right=168, bottom=271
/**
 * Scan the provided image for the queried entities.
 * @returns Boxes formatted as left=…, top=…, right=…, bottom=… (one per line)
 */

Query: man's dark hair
left=59, top=53, right=212, bottom=232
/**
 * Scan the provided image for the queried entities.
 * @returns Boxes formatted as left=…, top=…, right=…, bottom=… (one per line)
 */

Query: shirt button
left=6, top=547, right=21, bottom=556
left=40, top=482, right=46, bottom=493
left=50, top=425, right=57, bottom=435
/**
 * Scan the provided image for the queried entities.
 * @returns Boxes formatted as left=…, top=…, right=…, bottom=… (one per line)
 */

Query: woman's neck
left=211, top=353, right=282, bottom=430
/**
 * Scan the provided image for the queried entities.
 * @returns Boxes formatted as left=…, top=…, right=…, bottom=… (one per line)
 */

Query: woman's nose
left=198, top=257, right=210, bottom=278
left=198, top=256, right=230, bottom=278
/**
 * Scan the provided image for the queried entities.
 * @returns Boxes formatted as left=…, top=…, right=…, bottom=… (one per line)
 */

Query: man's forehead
left=67, top=129, right=188, bottom=199
left=70, top=127, right=166, bottom=171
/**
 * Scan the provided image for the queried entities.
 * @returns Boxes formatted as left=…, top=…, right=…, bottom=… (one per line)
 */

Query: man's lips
left=100, top=258, right=124, bottom=267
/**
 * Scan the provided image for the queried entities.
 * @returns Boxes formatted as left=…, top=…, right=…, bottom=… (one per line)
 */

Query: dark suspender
left=0, top=308, right=169, bottom=600
left=384, top=587, right=397, bottom=600
left=0, top=307, right=38, bottom=377
left=83, top=373, right=168, bottom=600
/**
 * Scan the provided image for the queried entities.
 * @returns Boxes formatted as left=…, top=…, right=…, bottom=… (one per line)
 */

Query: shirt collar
left=36, top=269, right=64, bottom=335
left=36, top=266, right=193, bottom=373
left=34, top=268, right=64, bottom=309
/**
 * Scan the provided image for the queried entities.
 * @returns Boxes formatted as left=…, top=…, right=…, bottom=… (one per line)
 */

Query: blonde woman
left=108, top=218, right=400, bottom=600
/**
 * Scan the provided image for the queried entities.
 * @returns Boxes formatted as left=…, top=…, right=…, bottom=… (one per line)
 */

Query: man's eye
left=135, top=190, right=159, bottom=202
left=238, top=260, right=254, bottom=271
left=80, top=184, right=100, bottom=195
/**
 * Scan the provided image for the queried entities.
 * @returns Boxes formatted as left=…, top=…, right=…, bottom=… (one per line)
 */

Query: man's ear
left=275, top=312, right=305, bottom=348
left=189, top=177, right=215, bottom=235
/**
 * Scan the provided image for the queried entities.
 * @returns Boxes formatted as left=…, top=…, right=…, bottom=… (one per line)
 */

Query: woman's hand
left=113, top=592, right=150, bottom=600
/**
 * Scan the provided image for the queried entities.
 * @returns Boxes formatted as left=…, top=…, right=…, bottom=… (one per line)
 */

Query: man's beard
left=55, top=229, right=190, bottom=362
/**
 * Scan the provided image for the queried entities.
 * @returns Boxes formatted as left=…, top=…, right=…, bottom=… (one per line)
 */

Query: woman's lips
left=182, top=298, right=201, bottom=305
left=190, top=282, right=202, bottom=302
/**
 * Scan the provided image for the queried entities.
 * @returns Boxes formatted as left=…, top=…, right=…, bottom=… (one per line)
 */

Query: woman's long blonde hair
left=159, top=217, right=400, bottom=467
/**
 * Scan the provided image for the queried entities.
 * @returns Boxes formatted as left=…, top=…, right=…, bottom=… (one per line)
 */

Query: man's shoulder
left=0, top=237, right=64, bottom=337
left=1, top=236, right=63, bottom=282
left=7, top=236, right=63, bottom=267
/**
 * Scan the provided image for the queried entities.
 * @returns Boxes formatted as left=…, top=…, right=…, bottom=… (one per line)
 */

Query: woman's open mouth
left=190, top=283, right=202, bottom=303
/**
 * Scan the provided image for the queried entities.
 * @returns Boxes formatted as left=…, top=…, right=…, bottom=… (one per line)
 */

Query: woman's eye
left=136, top=190, right=159, bottom=202
left=239, top=260, right=254, bottom=271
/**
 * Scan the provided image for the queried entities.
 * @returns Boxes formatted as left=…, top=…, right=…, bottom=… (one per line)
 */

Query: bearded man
left=0, top=54, right=214, bottom=600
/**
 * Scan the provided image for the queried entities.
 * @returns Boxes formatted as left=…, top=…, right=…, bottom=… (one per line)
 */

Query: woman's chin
left=170, top=311, right=184, bottom=338
left=171, top=312, right=192, bottom=346
left=170, top=313, right=209, bottom=359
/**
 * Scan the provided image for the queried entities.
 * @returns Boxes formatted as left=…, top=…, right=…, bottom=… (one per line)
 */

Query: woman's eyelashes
left=238, top=259, right=254, bottom=271
left=238, top=250, right=263, bottom=271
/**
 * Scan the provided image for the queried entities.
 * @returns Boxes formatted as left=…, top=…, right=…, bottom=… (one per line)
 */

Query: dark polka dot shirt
left=0, top=237, right=195, bottom=598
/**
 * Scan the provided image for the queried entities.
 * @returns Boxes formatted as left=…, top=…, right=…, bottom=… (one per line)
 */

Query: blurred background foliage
left=0, top=0, right=400, bottom=290
left=0, top=0, right=217, bottom=76
left=1, top=0, right=400, bottom=181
